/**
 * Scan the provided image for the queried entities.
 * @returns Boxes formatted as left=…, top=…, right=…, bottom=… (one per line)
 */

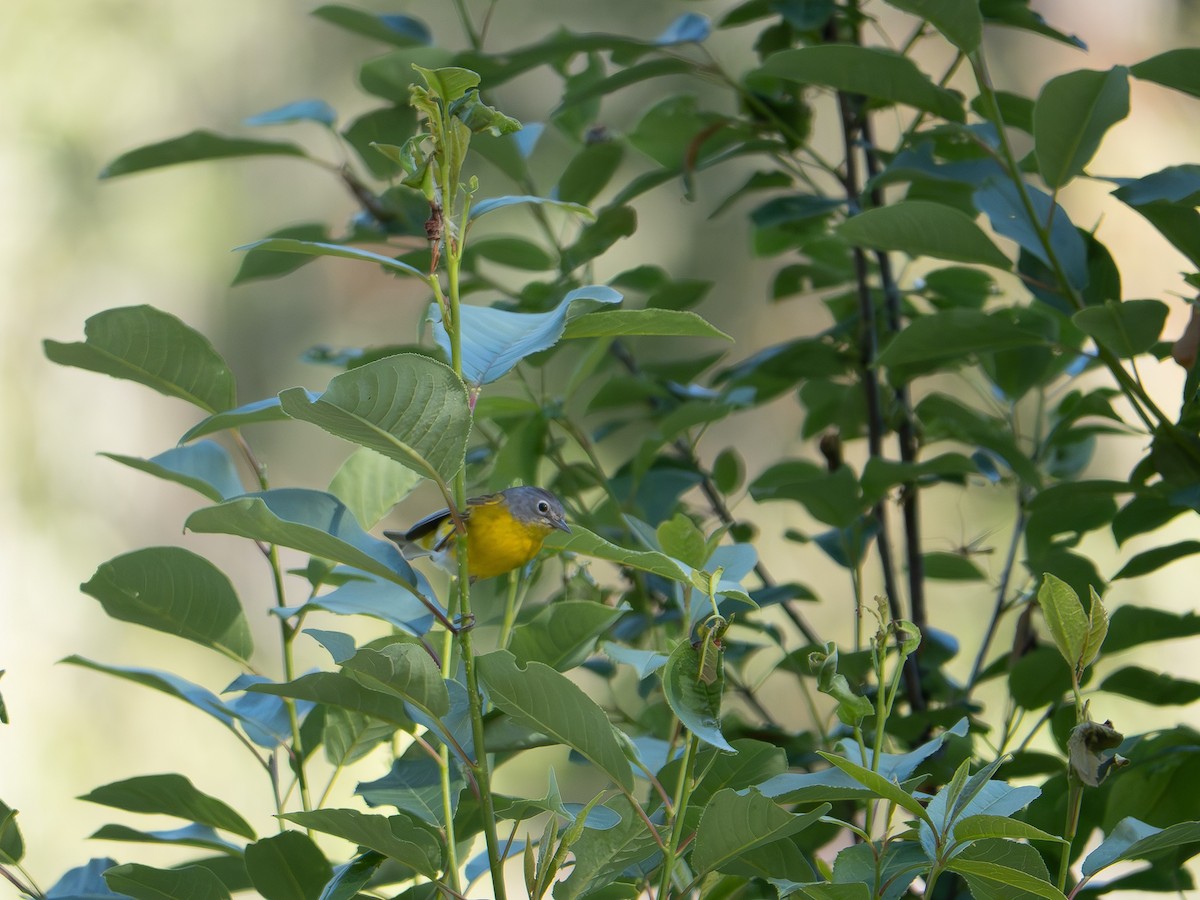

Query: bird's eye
left=537, top=500, right=551, bottom=514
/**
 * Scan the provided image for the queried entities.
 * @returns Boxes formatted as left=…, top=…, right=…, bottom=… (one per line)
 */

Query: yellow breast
left=456, top=501, right=551, bottom=580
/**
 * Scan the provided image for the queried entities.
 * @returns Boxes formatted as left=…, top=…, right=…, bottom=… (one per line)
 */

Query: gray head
left=503, top=486, right=570, bottom=534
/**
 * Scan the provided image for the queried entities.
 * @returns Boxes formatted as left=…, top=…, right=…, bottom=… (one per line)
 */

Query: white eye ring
left=537, top=500, right=551, bottom=514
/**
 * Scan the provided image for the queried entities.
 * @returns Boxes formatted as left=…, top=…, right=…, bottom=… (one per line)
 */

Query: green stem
left=497, top=571, right=526, bottom=650
left=657, top=732, right=700, bottom=898
left=268, top=544, right=312, bottom=818
left=439, top=623, right=462, bottom=893
left=444, top=203, right=508, bottom=900
left=1058, top=778, right=1084, bottom=893
left=230, top=429, right=311, bottom=820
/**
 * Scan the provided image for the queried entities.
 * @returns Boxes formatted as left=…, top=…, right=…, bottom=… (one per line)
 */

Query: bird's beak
left=553, top=516, right=571, bottom=533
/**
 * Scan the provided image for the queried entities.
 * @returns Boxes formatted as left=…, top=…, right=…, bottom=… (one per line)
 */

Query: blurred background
left=4, top=0, right=1200, bottom=891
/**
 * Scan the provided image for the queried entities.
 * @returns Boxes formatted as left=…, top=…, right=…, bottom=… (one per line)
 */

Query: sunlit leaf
left=282, top=809, right=442, bottom=878
left=477, top=651, right=634, bottom=790
left=1034, top=67, right=1130, bottom=188
left=279, top=354, right=470, bottom=484
left=837, top=201, right=1010, bottom=269
left=759, top=46, right=964, bottom=121
left=105, top=863, right=231, bottom=900
left=692, top=790, right=828, bottom=874
left=100, top=131, right=308, bottom=178
left=80, top=774, right=255, bottom=840
left=45, top=305, right=236, bottom=413
left=81, top=548, right=253, bottom=661
left=430, top=286, right=621, bottom=385
left=662, top=639, right=734, bottom=752
left=312, top=5, right=432, bottom=47
left=102, top=441, right=244, bottom=503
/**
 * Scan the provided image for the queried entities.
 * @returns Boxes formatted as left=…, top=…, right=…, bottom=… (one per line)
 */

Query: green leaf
left=601, top=642, right=669, bottom=679
left=319, top=852, right=384, bottom=900
left=248, top=673, right=413, bottom=726
left=328, top=447, right=422, bottom=529
left=467, top=236, right=556, bottom=271
left=1080, top=585, right=1108, bottom=671
left=1104, top=605, right=1200, bottom=652
left=662, top=639, right=733, bottom=753
left=45, top=305, right=236, bottom=413
left=1083, top=817, right=1200, bottom=877
left=922, top=552, right=986, bottom=581
left=311, top=5, right=431, bottom=46
left=554, top=796, right=658, bottom=900
left=882, top=0, right=981, bottom=51
left=1036, top=572, right=1089, bottom=673
left=429, top=286, right=621, bottom=386
left=323, top=708, right=396, bottom=768
left=816, top=753, right=932, bottom=825
left=980, top=0, right=1084, bottom=48
left=80, top=774, right=255, bottom=839
left=1113, top=539, right=1200, bottom=579
left=1111, top=165, right=1200, bottom=207
left=233, top=224, right=331, bottom=285
left=810, top=643, right=875, bottom=727
left=780, top=884, right=871, bottom=900
left=749, top=462, right=865, bottom=528
left=236, top=238, right=427, bottom=280
left=1101, top=666, right=1200, bottom=705
left=282, top=809, right=442, bottom=879
left=244, top=831, right=332, bottom=900
left=0, top=800, right=23, bottom=864
left=561, top=308, right=731, bottom=341
left=356, top=750, right=463, bottom=825
left=656, top=514, right=708, bottom=569
left=342, top=106, right=422, bottom=177
left=975, top=179, right=1088, bottom=292
left=244, top=99, right=337, bottom=128
left=476, top=651, right=634, bottom=790
left=692, top=790, right=829, bottom=875
left=89, top=823, right=240, bottom=855
left=1073, top=299, right=1169, bottom=357
left=100, top=130, right=308, bottom=178
left=63, top=657, right=239, bottom=730
left=104, top=863, right=231, bottom=900
left=102, top=441, right=244, bottom=503
left=555, top=142, right=625, bottom=205
left=545, top=525, right=753, bottom=605
left=877, top=308, right=1048, bottom=369
left=81, top=547, right=253, bottom=661
left=508, top=601, right=625, bottom=672
left=916, top=393, right=1041, bottom=485
left=185, top=489, right=427, bottom=598
left=277, top=573, right=434, bottom=636
left=561, top=205, right=638, bottom=270
left=758, top=45, right=964, bottom=121
left=945, top=840, right=1066, bottom=900
left=468, top=194, right=594, bottom=221
left=1034, top=67, right=1130, bottom=188
left=181, top=394, right=311, bottom=442
left=952, top=815, right=1066, bottom=845
left=837, top=201, right=1011, bottom=269
left=340, top=643, right=449, bottom=718
left=279, top=354, right=470, bottom=485
left=1131, top=48, right=1200, bottom=100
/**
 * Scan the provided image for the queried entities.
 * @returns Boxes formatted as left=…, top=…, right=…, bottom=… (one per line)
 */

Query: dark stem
left=827, top=9, right=925, bottom=711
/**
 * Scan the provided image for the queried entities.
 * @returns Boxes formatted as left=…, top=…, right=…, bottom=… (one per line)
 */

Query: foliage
left=7, top=2, right=1200, bottom=899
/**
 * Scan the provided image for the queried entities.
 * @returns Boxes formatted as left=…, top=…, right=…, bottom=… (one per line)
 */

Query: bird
left=384, top=486, right=570, bottom=581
